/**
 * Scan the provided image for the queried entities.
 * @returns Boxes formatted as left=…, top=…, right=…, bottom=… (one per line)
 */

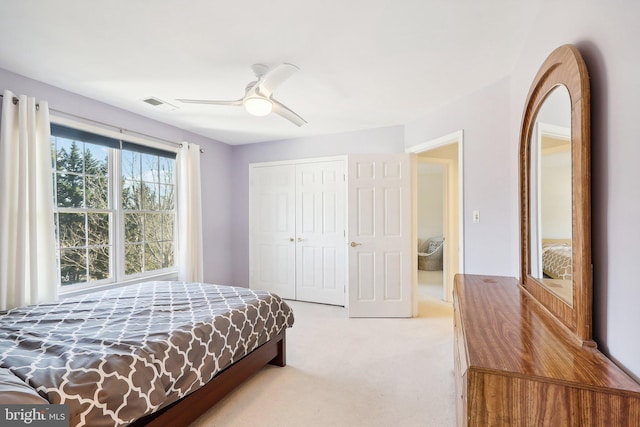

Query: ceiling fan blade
left=176, top=98, right=243, bottom=106
left=271, top=98, right=307, bottom=127
left=258, top=63, right=299, bottom=97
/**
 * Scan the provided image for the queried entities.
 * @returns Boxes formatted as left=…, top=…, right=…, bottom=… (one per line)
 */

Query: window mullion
left=113, top=147, right=123, bottom=282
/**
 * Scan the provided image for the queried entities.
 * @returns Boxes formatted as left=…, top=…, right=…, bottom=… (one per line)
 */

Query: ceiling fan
left=177, top=63, right=307, bottom=127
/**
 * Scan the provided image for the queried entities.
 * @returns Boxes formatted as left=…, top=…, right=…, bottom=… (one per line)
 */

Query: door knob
left=289, top=237, right=294, bottom=242
left=297, top=237, right=304, bottom=242
left=350, top=241, right=362, bottom=247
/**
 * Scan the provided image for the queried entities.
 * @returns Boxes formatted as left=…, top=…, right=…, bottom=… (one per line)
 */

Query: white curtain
left=0, top=90, right=57, bottom=311
left=176, top=142, right=204, bottom=282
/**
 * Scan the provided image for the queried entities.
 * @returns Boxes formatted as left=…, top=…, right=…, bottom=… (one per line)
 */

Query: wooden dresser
left=453, top=274, right=640, bottom=426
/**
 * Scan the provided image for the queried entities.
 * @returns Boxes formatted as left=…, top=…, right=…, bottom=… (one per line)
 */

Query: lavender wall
left=0, top=68, right=234, bottom=284
left=403, top=0, right=640, bottom=379
left=404, top=78, right=518, bottom=277
left=228, top=126, right=404, bottom=287
left=508, top=0, right=640, bottom=379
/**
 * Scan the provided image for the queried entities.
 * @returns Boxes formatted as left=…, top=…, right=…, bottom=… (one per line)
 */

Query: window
left=121, top=147, right=175, bottom=275
left=50, top=124, right=177, bottom=290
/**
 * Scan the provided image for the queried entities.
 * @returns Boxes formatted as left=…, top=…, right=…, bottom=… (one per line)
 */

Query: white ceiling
left=0, top=1, right=540, bottom=145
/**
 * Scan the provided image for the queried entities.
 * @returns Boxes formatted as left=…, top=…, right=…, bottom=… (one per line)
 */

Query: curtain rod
left=1, top=94, right=41, bottom=110
left=0, top=93, right=205, bottom=153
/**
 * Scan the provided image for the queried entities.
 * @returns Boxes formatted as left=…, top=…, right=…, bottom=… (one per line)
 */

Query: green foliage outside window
left=51, top=134, right=175, bottom=287
left=122, top=151, right=175, bottom=276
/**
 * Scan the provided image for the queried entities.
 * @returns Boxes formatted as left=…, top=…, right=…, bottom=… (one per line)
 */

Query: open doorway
left=417, top=161, right=446, bottom=300
left=408, top=131, right=464, bottom=306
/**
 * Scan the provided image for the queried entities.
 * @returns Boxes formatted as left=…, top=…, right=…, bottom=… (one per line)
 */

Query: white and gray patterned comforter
left=0, top=281, right=294, bottom=426
left=542, top=243, right=573, bottom=280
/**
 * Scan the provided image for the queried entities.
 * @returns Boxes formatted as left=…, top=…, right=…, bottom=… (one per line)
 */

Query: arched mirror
left=519, top=45, right=592, bottom=345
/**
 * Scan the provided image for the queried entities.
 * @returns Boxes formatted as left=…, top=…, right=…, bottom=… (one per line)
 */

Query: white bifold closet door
left=295, top=161, right=346, bottom=305
left=249, top=159, right=346, bottom=306
left=249, top=164, right=296, bottom=300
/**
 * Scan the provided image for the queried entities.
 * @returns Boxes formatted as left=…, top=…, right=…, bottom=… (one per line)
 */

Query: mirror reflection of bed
left=541, top=238, right=572, bottom=302
left=537, top=122, right=573, bottom=304
left=529, top=85, right=573, bottom=306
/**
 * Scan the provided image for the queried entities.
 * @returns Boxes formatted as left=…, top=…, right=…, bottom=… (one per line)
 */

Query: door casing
left=407, top=130, right=465, bottom=309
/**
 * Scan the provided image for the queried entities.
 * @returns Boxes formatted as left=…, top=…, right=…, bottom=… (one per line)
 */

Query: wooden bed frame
left=131, top=330, right=287, bottom=427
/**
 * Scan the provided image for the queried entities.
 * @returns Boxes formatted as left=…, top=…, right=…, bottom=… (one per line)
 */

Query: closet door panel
left=249, top=165, right=296, bottom=299
left=295, top=161, right=346, bottom=305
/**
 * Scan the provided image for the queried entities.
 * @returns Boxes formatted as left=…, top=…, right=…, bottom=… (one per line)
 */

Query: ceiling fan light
left=244, top=97, right=273, bottom=116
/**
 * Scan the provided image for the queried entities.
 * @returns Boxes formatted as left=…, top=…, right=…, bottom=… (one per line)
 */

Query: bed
left=542, top=241, right=573, bottom=280
left=0, top=281, right=294, bottom=426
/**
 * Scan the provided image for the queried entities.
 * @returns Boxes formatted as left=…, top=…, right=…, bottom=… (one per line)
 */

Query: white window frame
left=51, top=116, right=179, bottom=296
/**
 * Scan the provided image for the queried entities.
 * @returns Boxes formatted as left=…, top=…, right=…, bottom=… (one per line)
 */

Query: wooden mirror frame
left=519, top=44, right=593, bottom=345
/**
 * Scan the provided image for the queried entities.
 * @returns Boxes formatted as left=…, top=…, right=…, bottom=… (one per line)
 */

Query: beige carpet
left=418, top=270, right=445, bottom=300
left=191, top=287, right=456, bottom=427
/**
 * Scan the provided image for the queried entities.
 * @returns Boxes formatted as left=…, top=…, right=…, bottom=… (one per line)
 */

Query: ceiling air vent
left=142, top=97, right=178, bottom=111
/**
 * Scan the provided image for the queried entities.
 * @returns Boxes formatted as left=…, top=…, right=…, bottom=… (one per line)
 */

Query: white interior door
left=249, top=165, right=296, bottom=299
left=348, top=154, right=412, bottom=317
left=295, top=161, right=346, bottom=305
